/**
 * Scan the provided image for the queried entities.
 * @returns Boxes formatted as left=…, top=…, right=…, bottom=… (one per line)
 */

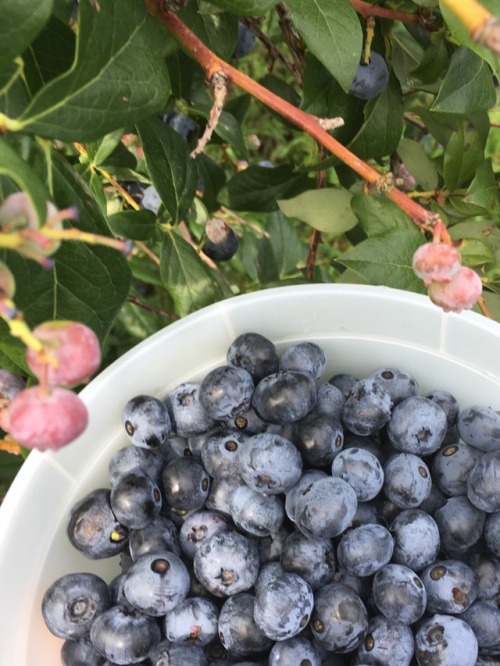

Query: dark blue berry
left=349, top=52, right=389, bottom=100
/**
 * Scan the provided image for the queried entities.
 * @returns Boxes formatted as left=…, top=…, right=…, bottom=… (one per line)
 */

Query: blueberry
left=218, top=592, right=273, bottom=657
left=311, top=582, right=368, bottom=652
left=329, top=372, right=358, bottom=400
left=160, top=111, right=198, bottom=141
left=268, top=635, right=321, bottom=666
left=468, top=552, right=500, bottom=604
left=372, top=564, right=427, bottom=624
left=280, top=529, right=336, bottom=590
left=387, top=395, right=448, bottom=456
left=485, top=511, right=500, bottom=557
left=121, top=551, right=191, bottom=616
left=342, top=377, right=392, bottom=437
left=368, top=366, right=419, bottom=405
left=202, top=217, right=239, bottom=262
left=383, top=452, right=432, bottom=509
left=284, top=468, right=328, bottom=522
left=390, top=509, right=440, bottom=571
left=149, top=640, right=209, bottom=666
left=164, top=596, right=219, bottom=646
left=161, top=456, right=210, bottom=514
left=237, top=431, right=303, bottom=494
left=200, top=429, right=250, bottom=478
left=67, top=488, right=129, bottom=559
left=252, top=370, right=318, bottom=424
left=42, top=572, right=111, bottom=640
left=331, top=447, right=384, bottom=501
left=61, top=638, right=106, bottom=665
left=421, top=559, right=479, bottom=614
left=205, top=470, right=247, bottom=518
left=179, top=509, right=230, bottom=559
left=168, top=381, right=216, bottom=437
left=89, top=604, right=161, bottom=664
left=108, top=445, right=166, bottom=486
left=431, top=443, right=482, bottom=497
left=257, top=524, right=291, bottom=565
left=229, top=483, right=284, bottom=536
left=253, top=562, right=314, bottom=641
left=294, top=476, right=358, bottom=538
left=232, top=22, right=256, bottom=58
left=337, top=523, right=394, bottom=577
left=434, top=495, right=486, bottom=557
left=279, top=341, right=327, bottom=379
left=457, top=405, right=500, bottom=452
left=460, top=600, right=500, bottom=653
left=140, top=185, right=162, bottom=214
left=128, top=514, right=181, bottom=560
left=200, top=365, right=254, bottom=420
left=294, top=412, right=344, bottom=468
left=193, top=531, right=260, bottom=597
left=226, top=332, right=279, bottom=384
left=121, top=395, right=171, bottom=450
left=354, top=614, right=415, bottom=666
left=467, top=451, right=500, bottom=512
left=110, top=470, right=162, bottom=529
left=349, top=52, right=389, bottom=100
left=414, top=614, right=478, bottom=666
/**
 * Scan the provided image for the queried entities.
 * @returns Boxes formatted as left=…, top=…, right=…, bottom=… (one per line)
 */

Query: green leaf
left=0, top=0, right=53, bottom=63
left=107, top=210, right=158, bottom=242
left=284, top=0, right=363, bottom=93
left=456, top=238, right=495, bottom=267
left=463, top=159, right=500, bottom=215
left=10, top=0, right=170, bottom=141
left=432, top=47, right=496, bottom=114
left=179, top=1, right=238, bottom=60
left=396, top=138, right=439, bottom=191
left=350, top=194, right=415, bottom=236
left=0, top=138, right=49, bottom=226
left=86, top=131, right=125, bottom=168
left=23, top=15, right=76, bottom=96
left=266, top=211, right=307, bottom=276
left=200, top=0, right=280, bottom=16
left=439, top=0, right=500, bottom=77
left=449, top=220, right=500, bottom=252
left=443, top=114, right=490, bottom=192
left=218, top=164, right=310, bottom=212
left=278, top=188, right=358, bottom=235
left=336, top=227, right=425, bottom=292
left=195, top=153, right=227, bottom=213
left=136, top=116, right=197, bottom=224
left=160, top=232, right=221, bottom=316
left=348, top=73, right=404, bottom=160
left=410, top=40, right=449, bottom=85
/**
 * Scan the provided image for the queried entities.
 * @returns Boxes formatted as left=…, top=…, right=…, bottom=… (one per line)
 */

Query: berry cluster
left=41, top=332, right=500, bottom=666
left=1, top=321, right=101, bottom=451
left=412, top=241, right=483, bottom=313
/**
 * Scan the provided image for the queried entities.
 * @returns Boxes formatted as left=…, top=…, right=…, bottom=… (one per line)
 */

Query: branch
left=144, top=1, right=439, bottom=230
left=350, top=0, right=431, bottom=28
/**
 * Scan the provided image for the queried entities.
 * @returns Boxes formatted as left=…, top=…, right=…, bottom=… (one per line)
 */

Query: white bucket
left=1, top=283, right=500, bottom=665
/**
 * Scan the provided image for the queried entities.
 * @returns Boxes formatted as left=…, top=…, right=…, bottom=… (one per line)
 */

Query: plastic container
left=1, top=283, right=500, bottom=665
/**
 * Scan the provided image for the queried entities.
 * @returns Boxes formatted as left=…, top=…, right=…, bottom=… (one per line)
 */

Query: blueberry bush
left=0, top=0, right=500, bottom=490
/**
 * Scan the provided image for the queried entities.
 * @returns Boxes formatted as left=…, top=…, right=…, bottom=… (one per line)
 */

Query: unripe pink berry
left=412, top=242, right=461, bottom=286
left=27, top=321, right=101, bottom=387
left=8, top=386, right=88, bottom=451
left=428, top=266, right=483, bottom=313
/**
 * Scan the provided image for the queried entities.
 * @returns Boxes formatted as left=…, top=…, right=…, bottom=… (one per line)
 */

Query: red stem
left=350, top=0, right=422, bottom=25
left=145, top=2, right=438, bottom=228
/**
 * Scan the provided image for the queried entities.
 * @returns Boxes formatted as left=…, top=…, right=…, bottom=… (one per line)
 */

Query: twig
left=440, top=0, right=500, bottom=55
left=126, top=295, right=180, bottom=320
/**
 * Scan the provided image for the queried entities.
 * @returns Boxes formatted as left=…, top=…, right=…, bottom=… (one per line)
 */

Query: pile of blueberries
left=42, top=332, right=500, bottom=666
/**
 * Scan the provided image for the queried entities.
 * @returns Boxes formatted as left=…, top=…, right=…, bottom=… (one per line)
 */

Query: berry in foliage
left=201, top=217, right=239, bottom=262
left=412, top=242, right=462, bottom=287
left=348, top=51, right=389, bottom=100
left=428, top=266, right=483, bottom=313
left=8, top=385, right=88, bottom=451
left=232, top=21, right=256, bottom=58
left=26, top=320, right=101, bottom=388
left=41, top=332, right=500, bottom=666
